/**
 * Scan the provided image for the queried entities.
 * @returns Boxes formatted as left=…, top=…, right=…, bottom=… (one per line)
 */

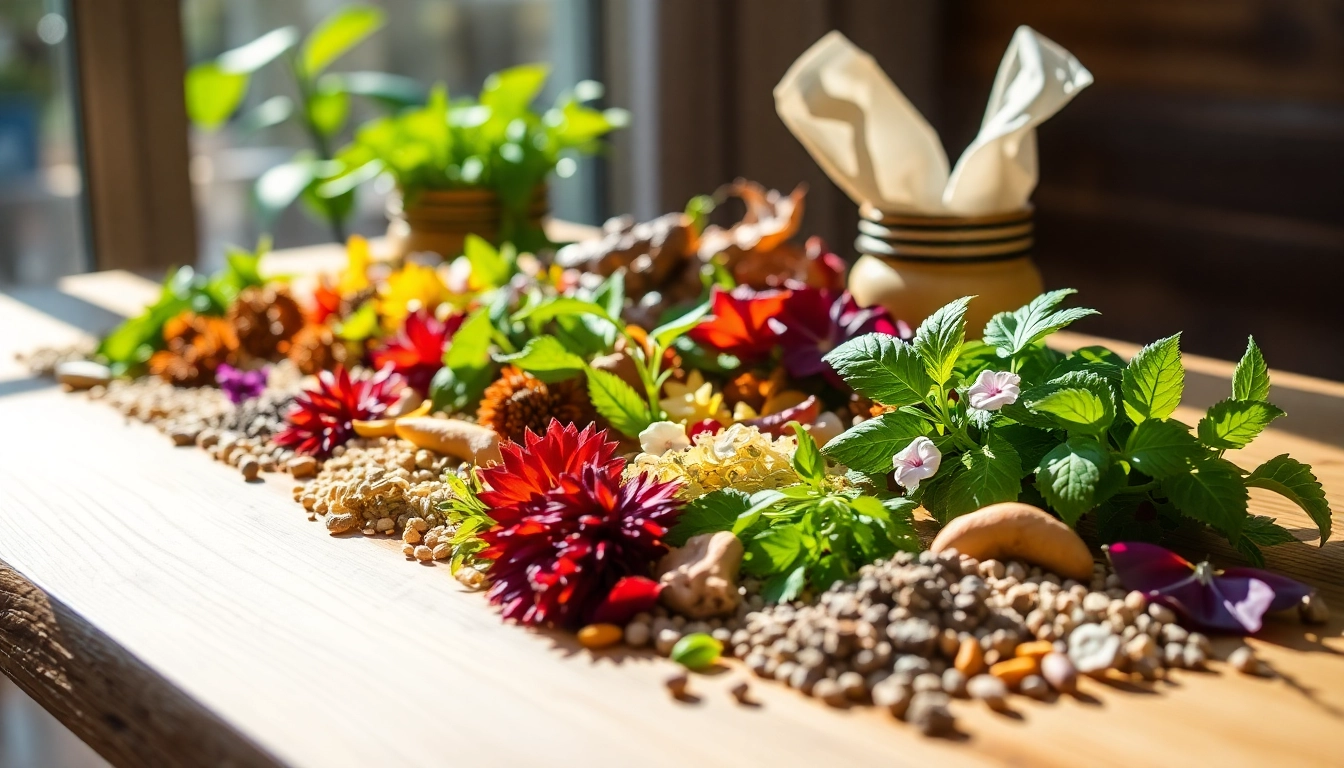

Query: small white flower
left=967, top=370, right=1022, bottom=411
left=892, top=436, right=942, bottom=492
left=639, top=421, right=691, bottom=456
left=445, top=255, right=473, bottom=293
left=807, top=411, right=845, bottom=447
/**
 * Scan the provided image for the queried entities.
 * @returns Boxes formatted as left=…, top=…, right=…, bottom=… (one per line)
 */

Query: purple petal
left=1107, top=541, right=1195, bottom=594
left=1221, top=567, right=1314, bottom=613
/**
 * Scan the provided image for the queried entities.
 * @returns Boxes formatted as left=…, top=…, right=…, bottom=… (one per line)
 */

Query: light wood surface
left=1, top=269, right=1343, bottom=768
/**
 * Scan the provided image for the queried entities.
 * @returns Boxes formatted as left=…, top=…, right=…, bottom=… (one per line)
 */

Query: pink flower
left=967, top=370, right=1021, bottom=411
left=893, top=436, right=941, bottom=492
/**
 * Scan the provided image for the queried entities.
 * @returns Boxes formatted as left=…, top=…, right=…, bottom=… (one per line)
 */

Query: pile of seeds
left=17, top=343, right=96, bottom=377
left=90, top=377, right=232, bottom=429
left=293, top=437, right=458, bottom=550
left=625, top=549, right=1237, bottom=736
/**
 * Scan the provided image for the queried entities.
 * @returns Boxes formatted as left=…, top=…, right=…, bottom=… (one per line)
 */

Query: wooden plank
left=2, top=271, right=1343, bottom=767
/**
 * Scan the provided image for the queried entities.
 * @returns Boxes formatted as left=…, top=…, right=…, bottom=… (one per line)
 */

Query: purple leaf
left=1107, top=541, right=1314, bottom=634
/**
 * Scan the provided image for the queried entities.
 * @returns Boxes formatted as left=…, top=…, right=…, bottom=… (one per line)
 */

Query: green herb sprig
left=822, top=291, right=1332, bottom=566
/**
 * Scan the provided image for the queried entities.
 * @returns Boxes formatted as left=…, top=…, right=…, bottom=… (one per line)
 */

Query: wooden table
left=2, top=261, right=1343, bottom=768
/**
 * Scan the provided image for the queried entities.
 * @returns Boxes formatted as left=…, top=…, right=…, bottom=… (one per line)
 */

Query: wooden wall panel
left=72, top=0, right=196, bottom=274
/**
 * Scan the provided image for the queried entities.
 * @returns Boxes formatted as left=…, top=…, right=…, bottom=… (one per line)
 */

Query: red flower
left=274, top=365, right=402, bottom=458
left=481, top=463, right=682, bottom=628
left=688, top=286, right=790, bottom=362
left=770, top=288, right=907, bottom=380
left=478, top=420, right=622, bottom=509
left=309, top=279, right=342, bottom=326
left=370, top=309, right=464, bottom=395
left=475, top=420, right=683, bottom=628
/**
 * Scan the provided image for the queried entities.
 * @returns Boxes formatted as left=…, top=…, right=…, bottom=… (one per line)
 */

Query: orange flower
left=687, top=286, right=789, bottom=362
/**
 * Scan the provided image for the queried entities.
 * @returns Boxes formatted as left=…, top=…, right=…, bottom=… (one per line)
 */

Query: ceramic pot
left=847, top=206, right=1044, bottom=336
left=385, top=185, right=548, bottom=259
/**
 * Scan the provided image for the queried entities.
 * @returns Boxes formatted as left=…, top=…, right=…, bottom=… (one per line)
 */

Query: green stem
left=1114, top=480, right=1159, bottom=495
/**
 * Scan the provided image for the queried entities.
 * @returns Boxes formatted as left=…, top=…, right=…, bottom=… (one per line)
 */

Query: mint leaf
left=823, top=334, right=932, bottom=408
left=584, top=367, right=652, bottom=439
left=762, top=563, right=807, bottom=603
left=1232, top=336, right=1270, bottom=402
left=666, top=489, right=751, bottom=546
left=934, top=434, right=1022, bottom=523
left=789, top=422, right=826, bottom=487
left=463, top=234, right=514, bottom=289
left=995, top=424, right=1060, bottom=475
left=745, top=525, right=803, bottom=576
left=1047, top=345, right=1125, bottom=385
left=821, top=410, right=928, bottom=474
left=494, top=335, right=585, bottom=381
left=1125, top=418, right=1201, bottom=478
left=444, top=308, right=494, bottom=369
left=1122, top=333, right=1184, bottom=423
left=913, top=296, right=973, bottom=386
left=1162, top=456, right=1249, bottom=541
left=1028, top=387, right=1112, bottom=435
left=512, top=297, right=617, bottom=327
left=1036, top=437, right=1110, bottom=525
left=651, top=300, right=710, bottom=348
left=954, top=340, right=1000, bottom=383
left=1196, top=398, right=1284, bottom=449
left=1244, top=454, right=1331, bottom=543
left=983, top=289, right=1099, bottom=358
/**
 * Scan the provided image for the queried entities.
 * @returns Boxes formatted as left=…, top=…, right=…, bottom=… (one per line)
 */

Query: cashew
left=929, top=502, right=1094, bottom=581
left=394, top=417, right=503, bottom=464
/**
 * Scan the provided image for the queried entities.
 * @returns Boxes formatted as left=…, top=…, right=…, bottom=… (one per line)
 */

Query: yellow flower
left=660, top=370, right=731, bottom=425
left=379, top=262, right=448, bottom=330
left=338, top=235, right=372, bottom=296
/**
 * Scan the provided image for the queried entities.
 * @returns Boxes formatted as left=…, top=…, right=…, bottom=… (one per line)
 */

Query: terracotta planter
left=385, top=186, right=549, bottom=259
left=847, top=206, right=1044, bottom=336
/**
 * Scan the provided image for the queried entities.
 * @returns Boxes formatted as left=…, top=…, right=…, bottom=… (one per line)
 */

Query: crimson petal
left=588, top=576, right=663, bottom=625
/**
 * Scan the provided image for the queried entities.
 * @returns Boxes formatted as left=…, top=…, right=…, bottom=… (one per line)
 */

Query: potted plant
left=330, top=65, right=628, bottom=257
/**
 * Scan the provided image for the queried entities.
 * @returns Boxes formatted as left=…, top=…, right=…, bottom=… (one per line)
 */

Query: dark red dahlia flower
left=477, top=419, right=622, bottom=509
left=770, top=288, right=908, bottom=380
left=481, top=462, right=682, bottom=628
left=273, top=364, right=402, bottom=458
left=370, top=309, right=464, bottom=395
left=687, top=285, right=790, bottom=363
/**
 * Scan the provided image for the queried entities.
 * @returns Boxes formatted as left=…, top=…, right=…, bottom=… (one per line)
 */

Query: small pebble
left=665, top=671, right=690, bottom=699
left=1228, top=646, right=1264, bottom=676
left=1019, top=674, right=1050, bottom=700
left=913, top=673, right=943, bottom=694
left=1040, top=652, right=1077, bottom=693
left=907, top=691, right=955, bottom=737
left=624, top=621, right=651, bottom=648
left=837, top=671, right=867, bottom=701
left=813, top=678, right=847, bottom=707
left=655, top=627, right=682, bottom=656
left=967, top=674, right=1009, bottom=710
left=1182, top=644, right=1207, bottom=670
left=1300, top=593, right=1330, bottom=624
left=729, top=679, right=751, bottom=704
left=1148, top=603, right=1177, bottom=624
left=941, top=667, right=967, bottom=698
left=872, top=677, right=912, bottom=718
left=239, top=455, right=260, bottom=481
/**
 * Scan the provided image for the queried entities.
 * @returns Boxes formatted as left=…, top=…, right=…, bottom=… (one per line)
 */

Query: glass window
left=181, top=0, right=601, bottom=270
left=0, top=0, right=90, bottom=284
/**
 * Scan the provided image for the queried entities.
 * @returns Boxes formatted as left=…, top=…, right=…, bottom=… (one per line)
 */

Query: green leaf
left=1125, top=418, right=1202, bottom=478
left=982, top=289, right=1099, bottom=357
left=1162, top=456, right=1249, bottom=541
left=913, top=296, right=973, bottom=386
left=321, top=71, right=428, bottom=109
left=307, top=86, right=349, bottom=137
left=1197, top=398, right=1284, bottom=449
left=254, top=160, right=315, bottom=222
left=789, top=422, right=826, bottom=487
left=651, top=300, right=710, bottom=348
left=335, top=301, right=378, bottom=341
left=823, top=333, right=932, bottom=408
left=512, top=297, right=616, bottom=327
left=238, top=95, right=295, bottom=134
left=933, top=433, right=1023, bottom=523
left=667, top=489, right=752, bottom=547
left=482, top=64, right=549, bottom=117
left=185, top=63, right=248, bottom=130
left=953, top=340, right=1001, bottom=383
left=464, top=234, right=514, bottom=289
left=1122, top=334, right=1184, bottom=423
left=1036, top=437, right=1110, bottom=525
left=216, top=26, right=299, bottom=73
left=1238, top=514, right=1299, bottom=565
left=444, top=309, right=494, bottom=369
left=302, top=4, right=386, bottom=76
left=746, top=525, right=803, bottom=577
left=821, top=410, right=928, bottom=474
left=761, top=564, right=807, bottom=603
left=428, top=363, right=493, bottom=414
left=1028, top=387, right=1112, bottom=435
left=493, top=335, right=585, bottom=381
left=994, top=424, right=1059, bottom=476
left=584, top=367, right=652, bottom=439
left=1244, top=454, right=1331, bottom=544
left=1232, top=336, right=1270, bottom=403
left=1047, top=346, right=1125, bottom=385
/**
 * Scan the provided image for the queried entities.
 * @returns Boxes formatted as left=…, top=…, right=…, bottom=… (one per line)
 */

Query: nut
left=1040, top=653, right=1077, bottom=693
left=395, top=417, right=502, bottom=464
left=928, top=502, right=1094, bottom=581
left=577, top=623, right=624, bottom=649
left=989, top=656, right=1039, bottom=688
